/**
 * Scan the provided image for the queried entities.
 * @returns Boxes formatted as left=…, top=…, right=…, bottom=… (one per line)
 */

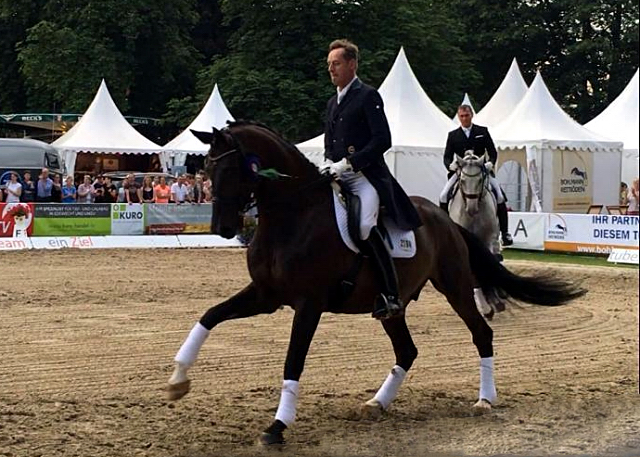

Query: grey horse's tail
left=457, top=224, right=587, bottom=308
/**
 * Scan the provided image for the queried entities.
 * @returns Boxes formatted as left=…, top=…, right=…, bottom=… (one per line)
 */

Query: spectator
left=103, top=176, right=117, bottom=203
left=61, top=176, right=77, bottom=203
left=93, top=175, right=105, bottom=203
left=620, top=182, right=628, bottom=206
left=203, top=177, right=213, bottom=203
left=21, top=171, right=36, bottom=202
left=141, top=176, right=155, bottom=203
left=5, top=171, right=22, bottom=203
left=193, top=174, right=204, bottom=204
left=51, top=174, right=62, bottom=203
left=124, top=174, right=142, bottom=204
left=627, top=178, right=639, bottom=215
left=36, top=168, right=53, bottom=202
left=154, top=176, right=171, bottom=203
left=77, top=175, right=95, bottom=204
left=186, top=174, right=195, bottom=202
left=170, top=174, right=190, bottom=204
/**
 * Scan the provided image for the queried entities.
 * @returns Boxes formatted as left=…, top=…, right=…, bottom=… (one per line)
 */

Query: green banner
left=33, top=204, right=111, bottom=236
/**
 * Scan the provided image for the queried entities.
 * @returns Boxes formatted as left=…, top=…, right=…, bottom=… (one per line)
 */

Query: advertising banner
left=111, top=203, right=145, bottom=235
left=0, top=237, right=32, bottom=250
left=33, top=204, right=111, bottom=236
left=30, top=236, right=109, bottom=250
left=0, top=203, right=35, bottom=237
left=544, top=213, right=639, bottom=254
left=508, top=212, right=546, bottom=250
left=552, top=149, right=593, bottom=213
left=145, top=204, right=212, bottom=235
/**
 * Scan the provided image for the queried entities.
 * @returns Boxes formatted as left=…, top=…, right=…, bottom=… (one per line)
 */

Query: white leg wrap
left=474, top=288, right=492, bottom=316
left=174, top=322, right=210, bottom=366
left=479, top=357, right=497, bottom=403
left=373, top=365, right=407, bottom=409
left=275, top=380, right=299, bottom=426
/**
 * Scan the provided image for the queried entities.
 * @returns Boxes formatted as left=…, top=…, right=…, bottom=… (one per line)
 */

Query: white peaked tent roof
left=474, top=58, right=528, bottom=128
left=297, top=47, right=455, bottom=152
left=585, top=70, right=639, bottom=151
left=492, top=71, right=622, bottom=152
left=163, top=84, right=235, bottom=155
left=452, top=93, right=475, bottom=124
left=53, top=80, right=161, bottom=154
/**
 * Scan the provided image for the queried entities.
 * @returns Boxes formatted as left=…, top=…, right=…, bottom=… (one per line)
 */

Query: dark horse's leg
left=260, top=305, right=322, bottom=445
left=363, top=317, right=418, bottom=415
left=432, top=267, right=497, bottom=410
left=167, top=283, right=280, bottom=400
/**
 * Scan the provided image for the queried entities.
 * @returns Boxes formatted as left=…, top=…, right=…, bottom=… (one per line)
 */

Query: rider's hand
left=329, top=158, right=353, bottom=178
left=319, top=159, right=333, bottom=175
left=485, top=161, right=494, bottom=172
left=449, top=161, right=459, bottom=172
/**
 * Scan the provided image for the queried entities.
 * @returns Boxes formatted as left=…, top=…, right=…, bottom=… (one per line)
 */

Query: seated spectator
left=141, top=176, right=155, bottom=203
left=36, top=168, right=53, bottom=202
left=103, top=176, right=117, bottom=203
left=51, top=174, right=62, bottom=203
left=170, top=174, right=190, bottom=204
left=61, top=176, right=77, bottom=203
left=77, top=175, right=95, bottom=203
left=5, top=171, right=22, bottom=203
left=627, top=178, right=639, bottom=215
left=620, top=182, right=628, bottom=205
left=203, top=178, right=213, bottom=203
left=193, top=174, right=205, bottom=204
left=21, top=171, right=36, bottom=202
left=154, top=176, right=171, bottom=203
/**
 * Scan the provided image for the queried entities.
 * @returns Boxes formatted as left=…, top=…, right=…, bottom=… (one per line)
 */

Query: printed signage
left=552, top=149, right=593, bottom=213
left=111, top=204, right=145, bottom=235
left=33, top=204, right=111, bottom=236
left=145, top=204, right=212, bottom=235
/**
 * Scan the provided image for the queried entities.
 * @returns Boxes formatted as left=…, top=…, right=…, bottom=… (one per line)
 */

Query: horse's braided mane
left=227, top=119, right=319, bottom=170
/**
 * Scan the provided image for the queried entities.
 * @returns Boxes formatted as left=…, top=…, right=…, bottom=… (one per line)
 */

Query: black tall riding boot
left=497, top=202, right=513, bottom=246
left=367, top=227, right=404, bottom=320
left=439, top=201, right=449, bottom=215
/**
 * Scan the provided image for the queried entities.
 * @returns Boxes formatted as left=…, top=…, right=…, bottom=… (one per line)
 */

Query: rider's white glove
left=449, top=161, right=459, bottom=172
left=485, top=161, right=494, bottom=172
left=319, top=159, right=333, bottom=175
left=329, top=158, right=353, bottom=177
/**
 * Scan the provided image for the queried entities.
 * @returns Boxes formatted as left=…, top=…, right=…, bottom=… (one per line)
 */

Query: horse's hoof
left=361, top=399, right=384, bottom=420
left=258, top=431, right=285, bottom=446
left=166, top=380, right=191, bottom=401
left=472, top=398, right=492, bottom=414
left=483, top=309, right=495, bottom=321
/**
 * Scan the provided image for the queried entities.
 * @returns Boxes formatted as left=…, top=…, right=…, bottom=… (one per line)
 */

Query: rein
left=459, top=166, right=488, bottom=201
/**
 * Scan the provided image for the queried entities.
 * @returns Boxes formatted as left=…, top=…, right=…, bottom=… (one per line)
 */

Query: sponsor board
left=507, top=212, right=545, bottom=251
left=552, top=149, right=593, bottom=213
left=544, top=213, right=639, bottom=254
left=607, top=248, right=639, bottom=265
left=0, top=203, right=35, bottom=237
left=33, top=204, right=111, bottom=236
left=30, top=236, right=109, bottom=249
left=145, top=203, right=211, bottom=234
left=0, top=237, right=32, bottom=250
left=111, top=203, right=145, bottom=235
left=177, top=234, right=244, bottom=248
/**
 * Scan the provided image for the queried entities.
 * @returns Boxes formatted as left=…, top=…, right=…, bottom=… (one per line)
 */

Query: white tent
left=451, top=93, right=475, bottom=124
left=474, top=58, right=528, bottom=128
left=298, top=47, right=455, bottom=202
left=585, top=70, right=639, bottom=187
left=492, top=71, right=623, bottom=213
left=162, top=83, right=235, bottom=170
left=53, top=80, right=162, bottom=177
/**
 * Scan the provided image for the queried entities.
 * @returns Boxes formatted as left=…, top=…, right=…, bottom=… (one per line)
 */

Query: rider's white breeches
left=340, top=171, right=379, bottom=240
left=439, top=173, right=505, bottom=204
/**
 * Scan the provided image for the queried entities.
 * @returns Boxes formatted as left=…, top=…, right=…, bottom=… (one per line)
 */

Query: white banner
left=177, top=234, right=244, bottom=248
left=111, top=203, right=145, bottom=235
left=508, top=212, right=546, bottom=250
left=607, top=248, right=639, bottom=265
left=102, top=235, right=181, bottom=249
left=545, top=213, right=639, bottom=254
left=30, top=236, right=109, bottom=250
left=0, top=237, right=33, bottom=250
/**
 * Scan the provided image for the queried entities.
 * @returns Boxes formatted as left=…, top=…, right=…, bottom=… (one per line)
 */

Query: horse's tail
left=457, top=224, right=587, bottom=307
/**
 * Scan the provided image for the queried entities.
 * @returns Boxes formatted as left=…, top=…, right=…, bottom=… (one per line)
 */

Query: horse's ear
left=190, top=129, right=214, bottom=145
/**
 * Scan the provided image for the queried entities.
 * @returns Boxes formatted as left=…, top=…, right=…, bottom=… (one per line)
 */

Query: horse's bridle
left=459, top=166, right=488, bottom=201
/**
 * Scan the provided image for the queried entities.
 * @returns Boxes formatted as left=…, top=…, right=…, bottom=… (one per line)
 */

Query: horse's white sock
left=275, top=379, right=299, bottom=426
left=373, top=365, right=407, bottom=409
left=174, top=322, right=210, bottom=367
left=479, top=357, right=497, bottom=403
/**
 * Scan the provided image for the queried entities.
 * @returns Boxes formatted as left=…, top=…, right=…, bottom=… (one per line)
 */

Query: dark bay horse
left=166, top=121, right=586, bottom=445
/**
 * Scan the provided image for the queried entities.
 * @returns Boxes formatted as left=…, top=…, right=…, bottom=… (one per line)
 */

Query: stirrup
left=372, top=294, right=404, bottom=320
left=502, top=233, right=513, bottom=246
